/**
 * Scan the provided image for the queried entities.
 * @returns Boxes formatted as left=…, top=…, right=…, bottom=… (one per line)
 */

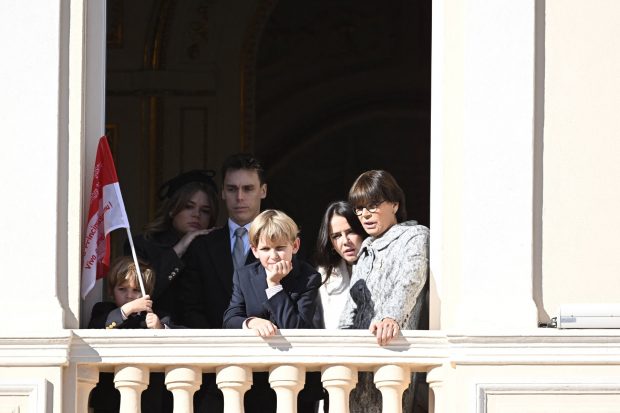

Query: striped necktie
left=232, top=227, right=247, bottom=269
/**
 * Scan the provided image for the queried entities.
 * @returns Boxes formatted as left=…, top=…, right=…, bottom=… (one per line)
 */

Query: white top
left=318, top=260, right=352, bottom=329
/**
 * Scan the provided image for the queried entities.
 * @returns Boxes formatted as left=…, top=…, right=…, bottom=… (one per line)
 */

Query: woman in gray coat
left=338, top=169, right=429, bottom=413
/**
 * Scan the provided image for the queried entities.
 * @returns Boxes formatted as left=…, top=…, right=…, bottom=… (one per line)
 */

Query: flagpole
left=125, top=227, right=147, bottom=297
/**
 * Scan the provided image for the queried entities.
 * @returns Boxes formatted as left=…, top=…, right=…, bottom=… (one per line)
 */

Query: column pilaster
left=269, top=365, right=305, bottom=413
left=165, top=366, right=202, bottom=413
left=321, top=365, right=358, bottom=413
left=114, top=365, right=149, bottom=413
left=76, top=365, right=99, bottom=413
left=374, top=364, right=411, bottom=413
left=216, top=365, right=252, bottom=413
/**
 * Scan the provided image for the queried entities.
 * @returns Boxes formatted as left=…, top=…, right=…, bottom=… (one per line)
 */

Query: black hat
left=157, top=169, right=218, bottom=200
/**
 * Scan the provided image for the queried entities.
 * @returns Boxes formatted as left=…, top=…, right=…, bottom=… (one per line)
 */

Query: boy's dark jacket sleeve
left=265, top=261, right=322, bottom=329
left=88, top=302, right=142, bottom=329
left=88, top=302, right=181, bottom=329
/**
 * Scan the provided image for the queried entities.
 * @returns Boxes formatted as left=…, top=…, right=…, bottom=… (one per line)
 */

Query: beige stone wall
left=446, top=364, right=620, bottom=413
left=430, top=0, right=539, bottom=329
left=543, top=1, right=620, bottom=319
left=0, top=367, right=62, bottom=412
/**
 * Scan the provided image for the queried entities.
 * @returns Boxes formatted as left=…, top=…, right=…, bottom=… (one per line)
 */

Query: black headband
left=157, top=169, right=218, bottom=200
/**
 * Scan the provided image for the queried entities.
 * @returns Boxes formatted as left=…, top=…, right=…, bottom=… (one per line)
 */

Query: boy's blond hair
left=249, top=209, right=299, bottom=247
left=106, top=256, right=155, bottom=295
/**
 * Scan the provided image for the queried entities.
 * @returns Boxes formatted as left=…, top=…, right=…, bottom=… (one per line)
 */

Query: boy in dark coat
left=223, top=209, right=324, bottom=413
left=88, top=256, right=174, bottom=413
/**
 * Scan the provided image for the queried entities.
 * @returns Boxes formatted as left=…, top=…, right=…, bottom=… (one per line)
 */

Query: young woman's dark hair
left=143, top=181, right=219, bottom=239
left=348, top=169, right=407, bottom=223
left=314, top=201, right=367, bottom=279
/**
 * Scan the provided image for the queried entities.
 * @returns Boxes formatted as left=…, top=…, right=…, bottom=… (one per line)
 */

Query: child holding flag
left=88, top=256, right=172, bottom=329
left=88, top=256, right=175, bottom=413
left=83, top=138, right=177, bottom=412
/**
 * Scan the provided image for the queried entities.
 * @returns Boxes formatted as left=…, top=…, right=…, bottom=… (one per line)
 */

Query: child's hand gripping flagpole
left=81, top=136, right=147, bottom=299
left=125, top=227, right=146, bottom=297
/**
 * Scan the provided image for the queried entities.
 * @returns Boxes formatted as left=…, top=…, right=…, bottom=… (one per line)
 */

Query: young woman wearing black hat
left=124, top=170, right=219, bottom=322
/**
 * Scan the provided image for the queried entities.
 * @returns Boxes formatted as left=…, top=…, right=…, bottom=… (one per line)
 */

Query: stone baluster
left=114, top=365, right=149, bottom=413
left=374, top=364, right=411, bottom=413
left=427, top=365, right=447, bottom=413
left=321, top=365, right=358, bottom=413
left=269, top=365, right=305, bottom=413
left=76, top=365, right=99, bottom=413
left=165, top=366, right=202, bottom=413
left=217, top=365, right=253, bottom=413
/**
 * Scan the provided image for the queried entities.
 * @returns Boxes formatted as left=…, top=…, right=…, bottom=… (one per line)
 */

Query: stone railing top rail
left=4, top=329, right=620, bottom=368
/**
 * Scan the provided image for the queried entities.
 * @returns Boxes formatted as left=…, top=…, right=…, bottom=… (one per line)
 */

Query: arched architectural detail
left=142, top=0, right=177, bottom=70
left=142, top=0, right=176, bottom=214
left=240, top=0, right=279, bottom=152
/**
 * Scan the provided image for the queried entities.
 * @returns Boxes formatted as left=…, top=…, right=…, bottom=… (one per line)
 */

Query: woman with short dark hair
left=340, top=169, right=429, bottom=413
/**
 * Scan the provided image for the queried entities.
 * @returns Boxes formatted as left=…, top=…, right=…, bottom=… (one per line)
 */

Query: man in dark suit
left=181, top=153, right=267, bottom=328
left=179, top=153, right=267, bottom=413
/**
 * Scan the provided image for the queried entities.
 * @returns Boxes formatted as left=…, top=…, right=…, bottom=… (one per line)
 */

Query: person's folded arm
left=264, top=268, right=322, bottom=329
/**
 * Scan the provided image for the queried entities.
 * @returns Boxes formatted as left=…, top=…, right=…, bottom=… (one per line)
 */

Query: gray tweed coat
left=338, top=220, right=429, bottom=413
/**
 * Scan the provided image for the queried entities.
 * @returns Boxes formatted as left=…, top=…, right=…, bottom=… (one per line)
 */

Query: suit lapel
left=208, top=226, right=258, bottom=295
left=244, top=249, right=257, bottom=265
left=250, top=265, right=269, bottom=306
left=210, top=227, right=235, bottom=294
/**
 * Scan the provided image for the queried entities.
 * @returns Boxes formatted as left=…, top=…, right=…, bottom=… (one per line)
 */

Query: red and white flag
left=81, top=136, right=130, bottom=298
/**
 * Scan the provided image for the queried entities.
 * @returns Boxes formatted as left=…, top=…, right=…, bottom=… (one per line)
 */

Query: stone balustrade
left=70, top=329, right=446, bottom=412
left=7, top=330, right=620, bottom=412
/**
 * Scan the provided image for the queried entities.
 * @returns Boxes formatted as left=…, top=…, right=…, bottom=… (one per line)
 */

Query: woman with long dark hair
left=314, top=201, right=367, bottom=328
